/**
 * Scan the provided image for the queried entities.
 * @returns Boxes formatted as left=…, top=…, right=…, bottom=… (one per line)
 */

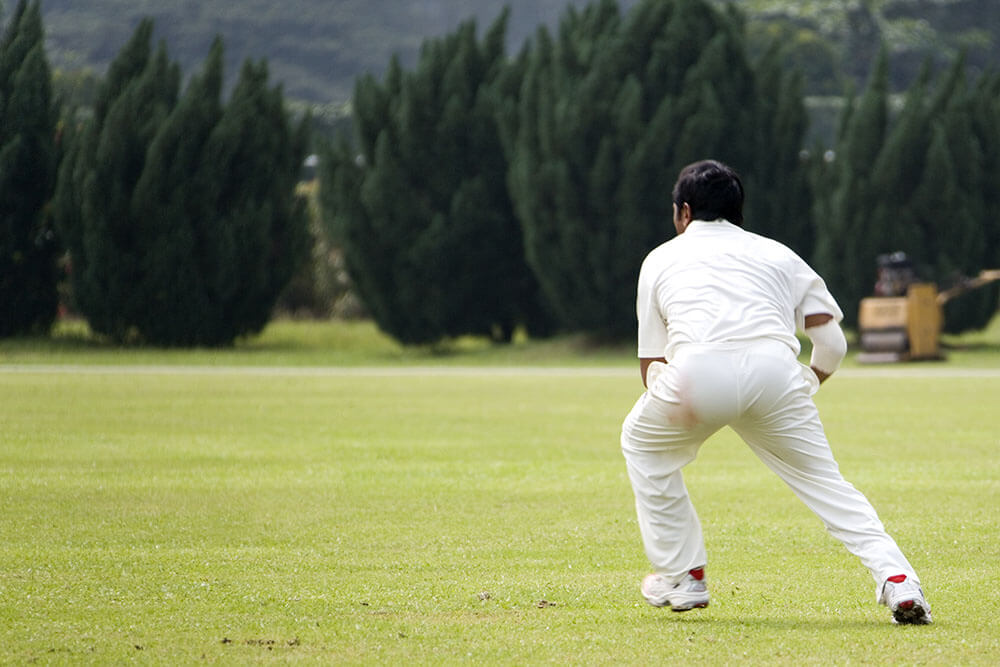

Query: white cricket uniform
left=621, top=219, right=919, bottom=587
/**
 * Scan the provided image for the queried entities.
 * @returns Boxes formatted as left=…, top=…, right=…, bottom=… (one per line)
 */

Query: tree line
left=323, top=0, right=1000, bottom=343
left=815, top=49, right=1000, bottom=332
left=2, top=0, right=999, bottom=346
left=22, top=1, right=1000, bottom=106
left=1, top=1, right=309, bottom=345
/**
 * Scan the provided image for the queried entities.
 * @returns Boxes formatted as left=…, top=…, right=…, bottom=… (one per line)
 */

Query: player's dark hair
left=671, top=159, right=744, bottom=226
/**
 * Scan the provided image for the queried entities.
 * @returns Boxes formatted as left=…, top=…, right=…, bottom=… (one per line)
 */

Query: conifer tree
left=322, top=11, right=550, bottom=344
left=197, top=57, right=311, bottom=342
left=54, top=20, right=180, bottom=341
left=973, top=70, right=1000, bottom=324
left=55, top=23, right=307, bottom=345
left=816, top=51, right=998, bottom=332
left=748, top=41, right=813, bottom=259
left=867, top=61, right=934, bottom=265
left=931, top=92, right=983, bottom=280
left=128, top=39, right=227, bottom=345
left=0, top=0, right=59, bottom=336
left=958, top=69, right=1000, bottom=327
left=505, top=0, right=802, bottom=338
left=915, top=120, right=990, bottom=333
left=814, top=47, right=889, bottom=325
left=971, top=70, right=1000, bottom=272
left=924, top=66, right=995, bottom=333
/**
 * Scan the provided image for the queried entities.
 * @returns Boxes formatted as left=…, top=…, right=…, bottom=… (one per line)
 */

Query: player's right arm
left=791, top=250, right=846, bottom=384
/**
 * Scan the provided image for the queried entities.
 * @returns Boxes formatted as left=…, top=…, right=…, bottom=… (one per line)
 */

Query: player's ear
left=673, top=202, right=692, bottom=234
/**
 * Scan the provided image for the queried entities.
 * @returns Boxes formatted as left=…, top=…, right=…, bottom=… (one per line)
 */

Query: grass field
left=1, top=319, right=999, bottom=663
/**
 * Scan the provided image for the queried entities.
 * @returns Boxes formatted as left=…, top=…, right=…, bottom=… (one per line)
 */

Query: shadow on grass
left=939, top=340, right=1000, bottom=353
left=656, top=613, right=926, bottom=630
left=2, top=326, right=110, bottom=351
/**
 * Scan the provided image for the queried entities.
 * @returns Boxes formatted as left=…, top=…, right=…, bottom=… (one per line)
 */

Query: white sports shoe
left=878, top=574, right=932, bottom=625
left=641, top=568, right=709, bottom=611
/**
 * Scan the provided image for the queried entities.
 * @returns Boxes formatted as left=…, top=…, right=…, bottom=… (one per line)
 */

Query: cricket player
left=621, top=159, right=931, bottom=624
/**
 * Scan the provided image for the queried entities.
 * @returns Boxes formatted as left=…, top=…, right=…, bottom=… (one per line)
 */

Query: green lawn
left=0, top=318, right=638, bottom=368
left=2, top=313, right=998, bottom=368
left=1, top=319, right=998, bottom=663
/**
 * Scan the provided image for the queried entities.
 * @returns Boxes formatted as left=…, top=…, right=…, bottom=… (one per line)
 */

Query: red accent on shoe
left=689, top=568, right=705, bottom=581
left=898, top=600, right=915, bottom=609
left=887, top=574, right=907, bottom=584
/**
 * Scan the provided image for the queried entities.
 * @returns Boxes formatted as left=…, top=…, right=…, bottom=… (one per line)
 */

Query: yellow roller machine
left=857, top=252, right=1000, bottom=362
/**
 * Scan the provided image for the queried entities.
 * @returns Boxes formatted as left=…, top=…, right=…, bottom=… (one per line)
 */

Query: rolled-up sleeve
left=792, top=256, right=843, bottom=331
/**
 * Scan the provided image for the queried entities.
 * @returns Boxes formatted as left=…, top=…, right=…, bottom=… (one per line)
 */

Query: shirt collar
left=685, top=218, right=739, bottom=233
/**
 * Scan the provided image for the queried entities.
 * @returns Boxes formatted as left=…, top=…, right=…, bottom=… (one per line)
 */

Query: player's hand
left=646, top=360, right=668, bottom=388
left=811, top=366, right=831, bottom=384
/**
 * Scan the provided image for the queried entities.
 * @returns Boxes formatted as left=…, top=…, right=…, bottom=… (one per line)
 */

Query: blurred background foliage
left=2, top=0, right=998, bottom=346
left=9, top=1, right=998, bottom=117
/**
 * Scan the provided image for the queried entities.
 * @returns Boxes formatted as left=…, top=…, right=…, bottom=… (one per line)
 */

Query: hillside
left=5, top=0, right=998, bottom=106
left=21, top=0, right=633, bottom=104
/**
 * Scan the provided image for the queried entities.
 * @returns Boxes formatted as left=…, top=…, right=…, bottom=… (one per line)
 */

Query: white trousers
left=621, top=340, right=918, bottom=587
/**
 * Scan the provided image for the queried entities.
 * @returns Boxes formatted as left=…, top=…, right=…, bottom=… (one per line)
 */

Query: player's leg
left=731, top=356, right=929, bottom=622
left=621, top=391, right=711, bottom=581
left=621, top=350, right=733, bottom=609
left=733, top=410, right=930, bottom=623
left=730, top=342, right=916, bottom=583
left=735, top=413, right=918, bottom=583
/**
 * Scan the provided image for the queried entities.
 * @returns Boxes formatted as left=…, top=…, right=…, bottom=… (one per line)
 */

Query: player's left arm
left=635, top=253, right=668, bottom=389
left=803, top=313, right=847, bottom=383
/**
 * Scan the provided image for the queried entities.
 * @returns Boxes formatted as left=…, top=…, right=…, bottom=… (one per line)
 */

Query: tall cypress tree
left=868, top=61, right=934, bottom=265
left=505, top=0, right=799, bottom=338
left=129, top=39, right=226, bottom=345
left=970, top=70, right=1000, bottom=325
left=971, top=70, right=1000, bottom=272
left=814, top=47, right=890, bottom=325
left=0, top=0, right=59, bottom=336
left=54, top=20, right=180, bottom=341
left=817, top=51, right=998, bottom=332
left=925, top=66, right=995, bottom=333
left=198, top=57, right=311, bottom=343
left=55, top=24, right=307, bottom=345
left=932, top=84, right=983, bottom=279
left=322, top=11, right=549, bottom=345
left=915, top=120, right=990, bottom=333
left=748, top=41, right=813, bottom=260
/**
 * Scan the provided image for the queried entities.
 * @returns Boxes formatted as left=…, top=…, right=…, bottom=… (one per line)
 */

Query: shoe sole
left=892, top=600, right=932, bottom=625
left=641, top=574, right=709, bottom=611
left=670, top=600, right=709, bottom=612
left=642, top=595, right=710, bottom=611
